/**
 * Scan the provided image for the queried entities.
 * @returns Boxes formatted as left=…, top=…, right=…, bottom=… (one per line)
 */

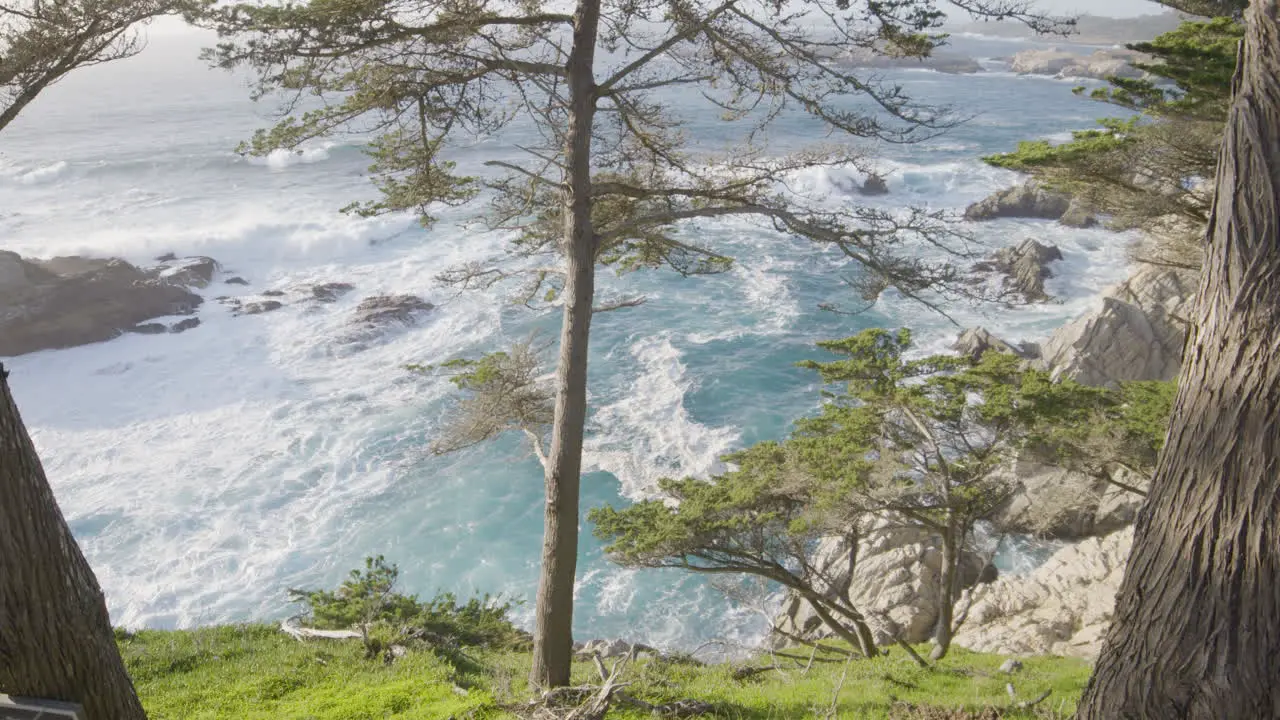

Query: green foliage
left=288, top=556, right=528, bottom=652
left=119, top=625, right=495, bottom=719
left=591, top=440, right=841, bottom=571
left=408, top=342, right=553, bottom=458
left=1019, top=379, right=1175, bottom=481
left=594, top=329, right=1172, bottom=652
left=1114, top=17, right=1243, bottom=118
left=120, top=625, right=1090, bottom=719
left=982, top=17, right=1241, bottom=270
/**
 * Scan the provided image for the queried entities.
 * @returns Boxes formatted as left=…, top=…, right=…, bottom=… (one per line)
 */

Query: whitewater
left=0, top=28, right=1133, bottom=652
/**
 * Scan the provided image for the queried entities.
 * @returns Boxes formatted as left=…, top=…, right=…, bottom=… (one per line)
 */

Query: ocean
left=0, top=27, right=1133, bottom=653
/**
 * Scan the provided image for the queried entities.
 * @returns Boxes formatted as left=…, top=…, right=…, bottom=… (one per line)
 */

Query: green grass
left=118, top=625, right=1091, bottom=719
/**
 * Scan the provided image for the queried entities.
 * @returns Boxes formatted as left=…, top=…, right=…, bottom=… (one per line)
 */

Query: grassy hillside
left=118, top=625, right=1091, bottom=719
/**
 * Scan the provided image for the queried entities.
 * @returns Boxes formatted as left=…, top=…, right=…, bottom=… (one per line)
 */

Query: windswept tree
left=590, top=439, right=886, bottom=658
left=1, top=0, right=183, bottom=131
left=1076, top=0, right=1280, bottom=714
left=984, top=16, right=1242, bottom=272
left=0, top=364, right=148, bottom=719
left=595, top=330, right=1155, bottom=660
left=195, top=0, right=1065, bottom=686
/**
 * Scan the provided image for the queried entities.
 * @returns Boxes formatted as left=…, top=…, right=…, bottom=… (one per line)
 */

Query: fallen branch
left=731, top=665, right=780, bottom=681
left=279, top=616, right=362, bottom=641
left=514, top=648, right=714, bottom=719
left=1006, top=683, right=1053, bottom=709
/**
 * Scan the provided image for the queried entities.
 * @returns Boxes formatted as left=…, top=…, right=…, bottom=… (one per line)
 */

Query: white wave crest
left=12, top=160, right=69, bottom=185
left=584, top=334, right=739, bottom=499
left=249, top=142, right=337, bottom=169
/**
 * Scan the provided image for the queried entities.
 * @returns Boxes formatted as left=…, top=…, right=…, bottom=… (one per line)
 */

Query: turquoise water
left=0, top=28, right=1134, bottom=652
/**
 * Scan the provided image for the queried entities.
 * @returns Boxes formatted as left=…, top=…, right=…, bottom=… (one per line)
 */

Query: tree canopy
left=1, top=0, right=183, bottom=131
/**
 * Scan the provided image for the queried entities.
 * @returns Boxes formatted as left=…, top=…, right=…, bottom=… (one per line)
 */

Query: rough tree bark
left=1077, top=1, right=1280, bottom=715
left=0, top=363, right=147, bottom=718
left=528, top=0, right=600, bottom=689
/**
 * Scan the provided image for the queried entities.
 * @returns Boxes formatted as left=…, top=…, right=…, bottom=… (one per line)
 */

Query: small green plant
left=288, top=556, right=529, bottom=655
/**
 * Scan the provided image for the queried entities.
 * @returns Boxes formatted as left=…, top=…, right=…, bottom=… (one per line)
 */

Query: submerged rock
left=311, top=282, right=356, bottom=303
left=237, top=300, right=284, bottom=316
left=351, top=294, right=434, bottom=327
left=0, top=251, right=203, bottom=357
left=171, top=317, right=202, bottom=333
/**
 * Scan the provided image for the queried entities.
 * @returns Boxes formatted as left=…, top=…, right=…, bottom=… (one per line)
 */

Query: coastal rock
left=171, top=317, right=202, bottom=333
left=225, top=276, right=250, bottom=286
left=964, top=182, right=1072, bottom=222
left=1009, top=48, right=1143, bottom=80
left=0, top=251, right=203, bottom=357
left=985, top=458, right=1147, bottom=540
left=952, top=327, right=1040, bottom=361
left=1038, top=266, right=1196, bottom=387
left=311, top=282, right=356, bottom=303
left=860, top=174, right=890, bottom=196
left=1058, top=198, right=1098, bottom=228
left=773, top=518, right=993, bottom=648
left=157, top=256, right=220, bottom=288
left=972, top=239, right=1063, bottom=302
left=351, top=294, right=434, bottom=327
left=953, top=527, right=1133, bottom=659
left=237, top=300, right=284, bottom=316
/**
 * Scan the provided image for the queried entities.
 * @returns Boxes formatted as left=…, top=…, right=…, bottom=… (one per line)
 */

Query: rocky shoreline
left=2, top=179, right=1191, bottom=665
left=768, top=179, right=1196, bottom=662
left=0, top=251, right=436, bottom=358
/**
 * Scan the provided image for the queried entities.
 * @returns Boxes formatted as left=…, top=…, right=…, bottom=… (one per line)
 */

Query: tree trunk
left=0, top=364, right=148, bottom=719
left=1078, top=3, right=1280, bottom=715
left=528, top=0, right=600, bottom=690
left=931, top=522, right=959, bottom=660
left=806, top=590, right=878, bottom=658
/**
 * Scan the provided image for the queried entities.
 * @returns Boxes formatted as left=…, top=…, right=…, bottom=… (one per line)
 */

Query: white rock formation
left=954, top=527, right=1133, bottom=658
left=1009, top=48, right=1145, bottom=80
left=986, top=459, right=1147, bottom=539
left=774, top=519, right=990, bottom=647
left=1038, top=266, right=1198, bottom=387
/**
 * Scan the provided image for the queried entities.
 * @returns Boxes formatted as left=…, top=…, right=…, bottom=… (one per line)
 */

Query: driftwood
left=1006, top=683, right=1052, bottom=709
left=279, top=616, right=362, bottom=641
left=510, top=649, right=714, bottom=720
